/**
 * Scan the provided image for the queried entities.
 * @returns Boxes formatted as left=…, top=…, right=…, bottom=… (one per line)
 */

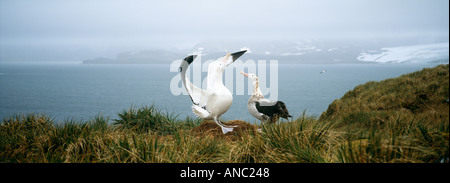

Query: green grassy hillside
left=1, top=64, right=448, bottom=163
left=321, top=64, right=448, bottom=129
left=320, top=64, right=449, bottom=163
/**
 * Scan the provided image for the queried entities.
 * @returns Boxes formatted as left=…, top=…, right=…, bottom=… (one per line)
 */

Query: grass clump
left=336, top=118, right=448, bottom=163
left=113, top=105, right=200, bottom=135
left=260, top=115, right=336, bottom=163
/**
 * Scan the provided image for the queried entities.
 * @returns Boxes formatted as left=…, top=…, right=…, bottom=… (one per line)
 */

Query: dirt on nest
left=191, top=120, right=259, bottom=141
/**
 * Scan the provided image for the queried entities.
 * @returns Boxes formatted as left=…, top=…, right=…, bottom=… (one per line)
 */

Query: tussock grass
left=114, top=105, right=190, bottom=135
left=1, top=64, right=448, bottom=163
left=259, top=115, right=336, bottom=163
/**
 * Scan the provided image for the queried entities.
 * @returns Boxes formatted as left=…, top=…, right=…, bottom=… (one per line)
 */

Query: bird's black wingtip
left=183, top=55, right=197, bottom=64
left=231, top=50, right=247, bottom=61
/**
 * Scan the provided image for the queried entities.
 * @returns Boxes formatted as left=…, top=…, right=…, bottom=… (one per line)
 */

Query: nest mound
left=191, top=120, right=259, bottom=141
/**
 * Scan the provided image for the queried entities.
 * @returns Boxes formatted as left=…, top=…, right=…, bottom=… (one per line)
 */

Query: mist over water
left=1, top=0, right=448, bottom=63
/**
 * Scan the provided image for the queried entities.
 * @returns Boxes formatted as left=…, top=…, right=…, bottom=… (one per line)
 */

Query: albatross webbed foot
left=214, top=119, right=237, bottom=134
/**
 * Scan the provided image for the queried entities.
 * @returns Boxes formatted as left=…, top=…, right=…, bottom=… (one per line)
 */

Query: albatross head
left=240, top=71, right=258, bottom=81
left=210, top=52, right=231, bottom=74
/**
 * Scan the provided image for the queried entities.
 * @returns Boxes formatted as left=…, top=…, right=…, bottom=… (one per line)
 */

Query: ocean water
left=0, top=62, right=440, bottom=123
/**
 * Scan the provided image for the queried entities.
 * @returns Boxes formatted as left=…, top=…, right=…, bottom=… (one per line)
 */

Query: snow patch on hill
left=357, top=42, right=449, bottom=63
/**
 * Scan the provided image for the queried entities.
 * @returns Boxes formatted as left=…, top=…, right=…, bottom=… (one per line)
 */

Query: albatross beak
left=240, top=71, right=249, bottom=77
left=225, top=50, right=247, bottom=66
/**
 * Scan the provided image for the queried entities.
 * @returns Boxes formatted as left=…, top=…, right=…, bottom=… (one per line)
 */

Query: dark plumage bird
left=240, top=71, right=292, bottom=124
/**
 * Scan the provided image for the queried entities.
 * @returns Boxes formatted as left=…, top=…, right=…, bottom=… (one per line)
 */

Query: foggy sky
left=0, top=0, right=448, bottom=50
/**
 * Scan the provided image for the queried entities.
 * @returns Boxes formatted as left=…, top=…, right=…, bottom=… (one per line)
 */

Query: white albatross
left=179, top=50, right=247, bottom=134
left=240, top=71, right=292, bottom=124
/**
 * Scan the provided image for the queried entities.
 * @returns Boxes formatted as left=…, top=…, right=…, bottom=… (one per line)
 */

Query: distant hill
left=82, top=39, right=449, bottom=64
left=320, top=64, right=449, bottom=128
left=83, top=39, right=368, bottom=64
left=83, top=49, right=185, bottom=64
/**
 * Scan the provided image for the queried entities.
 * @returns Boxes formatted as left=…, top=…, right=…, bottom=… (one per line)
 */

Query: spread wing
left=179, top=55, right=212, bottom=107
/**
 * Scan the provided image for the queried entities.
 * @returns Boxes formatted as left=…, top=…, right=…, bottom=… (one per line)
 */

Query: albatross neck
left=209, top=71, right=227, bottom=90
left=252, top=79, right=264, bottom=98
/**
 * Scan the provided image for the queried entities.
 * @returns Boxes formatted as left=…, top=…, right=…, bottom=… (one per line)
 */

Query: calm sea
left=0, top=62, right=440, bottom=123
